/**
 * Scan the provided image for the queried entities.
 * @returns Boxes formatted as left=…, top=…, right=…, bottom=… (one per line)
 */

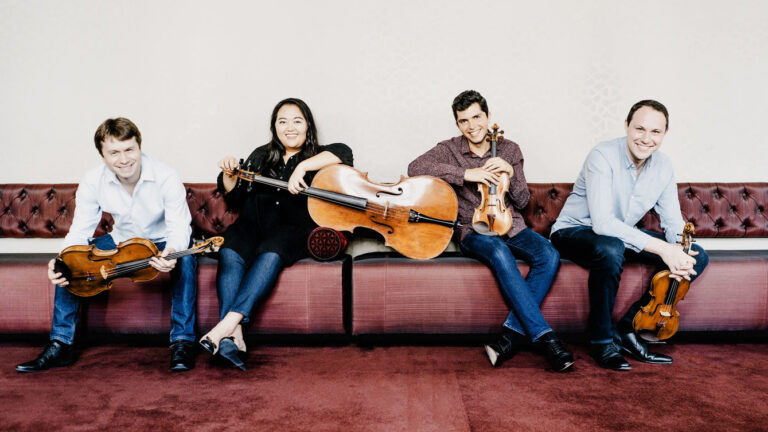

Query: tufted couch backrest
left=1, top=183, right=767, bottom=239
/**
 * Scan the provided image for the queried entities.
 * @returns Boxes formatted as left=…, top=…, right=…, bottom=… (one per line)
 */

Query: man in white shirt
left=16, top=118, right=199, bottom=373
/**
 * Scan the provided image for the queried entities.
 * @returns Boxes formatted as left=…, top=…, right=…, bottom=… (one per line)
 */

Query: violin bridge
left=383, top=201, right=389, bottom=219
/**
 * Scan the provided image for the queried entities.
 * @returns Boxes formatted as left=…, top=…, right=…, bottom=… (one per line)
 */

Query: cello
left=472, top=124, right=513, bottom=236
left=55, top=236, right=223, bottom=297
left=224, top=163, right=459, bottom=260
left=632, top=222, right=696, bottom=341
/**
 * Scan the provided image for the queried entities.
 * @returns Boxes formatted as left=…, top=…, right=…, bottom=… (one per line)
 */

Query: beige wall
left=1, top=0, right=766, bottom=252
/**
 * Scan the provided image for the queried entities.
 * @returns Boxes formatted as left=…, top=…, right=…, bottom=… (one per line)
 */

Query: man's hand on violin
left=47, top=258, right=69, bottom=287
left=150, top=249, right=177, bottom=273
left=464, top=166, right=505, bottom=187
left=661, top=243, right=698, bottom=281
left=287, top=163, right=308, bottom=194
left=483, top=157, right=514, bottom=177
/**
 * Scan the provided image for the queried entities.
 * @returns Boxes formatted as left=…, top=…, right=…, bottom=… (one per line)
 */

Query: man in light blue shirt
left=550, top=100, right=709, bottom=371
left=16, top=118, right=199, bottom=373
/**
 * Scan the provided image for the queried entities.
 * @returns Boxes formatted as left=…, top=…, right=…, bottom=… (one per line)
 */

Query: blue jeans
left=460, top=228, right=560, bottom=342
left=551, top=226, right=709, bottom=344
left=216, top=248, right=284, bottom=323
left=50, top=234, right=198, bottom=345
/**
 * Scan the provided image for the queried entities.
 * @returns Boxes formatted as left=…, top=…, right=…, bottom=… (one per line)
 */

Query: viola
left=472, top=123, right=513, bottom=236
left=224, top=163, right=459, bottom=260
left=632, top=222, right=696, bottom=341
left=55, top=236, right=223, bottom=297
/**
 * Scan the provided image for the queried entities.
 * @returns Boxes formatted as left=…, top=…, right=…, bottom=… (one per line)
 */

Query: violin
left=472, top=124, right=513, bottom=236
left=224, top=163, right=460, bottom=260
left=632, top=222, right=695, bottom=341
left=55, top=236, right=224, bottom=297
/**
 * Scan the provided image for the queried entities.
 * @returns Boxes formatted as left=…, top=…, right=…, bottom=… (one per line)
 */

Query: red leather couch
left=351, top=183, right=768, bottom=334
left=0, top=184, right=349, bottom=336
left=1, top=183, right=767, bottom=337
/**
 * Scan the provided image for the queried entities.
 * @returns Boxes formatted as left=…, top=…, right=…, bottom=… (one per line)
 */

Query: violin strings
left=103, top=249, right=201, bottom=278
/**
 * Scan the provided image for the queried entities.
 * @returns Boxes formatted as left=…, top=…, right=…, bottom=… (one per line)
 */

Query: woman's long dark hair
left=260, top=98, right=320, bottom=177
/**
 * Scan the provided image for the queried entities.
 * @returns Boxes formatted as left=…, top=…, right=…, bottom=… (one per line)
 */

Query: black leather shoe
left=589, top=343, right=631, bottom=371
left=537, top=332, right=574, bottom=372
left=169, top=340, right=196, bottom=372
left=616, top=331, right=673, bottom=364
left=483, top=330, right=521, bottom=367
left=16, top=340, right=75, bottom=373
left=217, top=337, right=246, bottom=371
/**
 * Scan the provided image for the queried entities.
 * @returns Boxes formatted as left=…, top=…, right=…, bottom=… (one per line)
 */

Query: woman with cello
left=199, top=98, right=353, bottom=369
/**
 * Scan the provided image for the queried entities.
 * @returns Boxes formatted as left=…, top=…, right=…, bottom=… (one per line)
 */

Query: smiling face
left=275, top=104, right=308, bottom=154
left=101, top=136, right=142, bottom=185
left=624, top=106, right=668, bottom=168
left=455, top=102, right=490, bottom=146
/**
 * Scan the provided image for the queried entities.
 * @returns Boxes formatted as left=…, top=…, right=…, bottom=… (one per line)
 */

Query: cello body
left=307, top=164, right=458, bottom=260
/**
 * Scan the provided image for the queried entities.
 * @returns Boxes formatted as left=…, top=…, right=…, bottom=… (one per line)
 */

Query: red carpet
left=2, top=342, right=767, bottom=431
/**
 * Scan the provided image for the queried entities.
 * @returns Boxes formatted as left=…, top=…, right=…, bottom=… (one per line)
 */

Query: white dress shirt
left=62, top=153, right=192, bottom=252
left=551, top=137, right=685, bottom=252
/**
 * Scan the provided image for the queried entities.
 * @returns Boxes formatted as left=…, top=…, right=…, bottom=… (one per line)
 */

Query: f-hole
left=376, top=187, right=403, bottom=198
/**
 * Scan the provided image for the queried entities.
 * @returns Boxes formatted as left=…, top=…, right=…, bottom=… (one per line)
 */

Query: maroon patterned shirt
left=407, top=135, right=531, bottom=241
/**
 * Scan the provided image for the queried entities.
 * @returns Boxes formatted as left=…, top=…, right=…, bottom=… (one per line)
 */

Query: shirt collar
left=459, top=136, right=473, bottom=156
left=456, top=135, right=491, bottom=157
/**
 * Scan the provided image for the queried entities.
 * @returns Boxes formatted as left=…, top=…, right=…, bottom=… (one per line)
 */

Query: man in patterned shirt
left=408, top=90, right=573, bottom=372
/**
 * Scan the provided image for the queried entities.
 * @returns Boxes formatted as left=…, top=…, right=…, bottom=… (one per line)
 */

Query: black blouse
left=217, top=143, right=354, bottom=266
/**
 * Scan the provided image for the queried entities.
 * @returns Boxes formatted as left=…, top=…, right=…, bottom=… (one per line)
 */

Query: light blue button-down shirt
left=62, top=154, right=192, bottom=252
left=551, top=137, right=685, bottom=252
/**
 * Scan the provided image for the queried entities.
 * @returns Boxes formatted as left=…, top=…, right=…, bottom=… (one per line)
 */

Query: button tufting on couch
left=1, top=182, right=766, bottom=337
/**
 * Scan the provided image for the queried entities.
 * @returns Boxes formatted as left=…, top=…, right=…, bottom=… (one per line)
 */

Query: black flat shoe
left=199, top=336, right=218, bottom=355
left=218, top=337, right=246, bottom=371
left=16, top=340, right=76, bottom=373
left=169, top=340, right=196, bottom=372
left=589, top=343, right=631, bottom=371
left=615, top=331, right=673, bottom=364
